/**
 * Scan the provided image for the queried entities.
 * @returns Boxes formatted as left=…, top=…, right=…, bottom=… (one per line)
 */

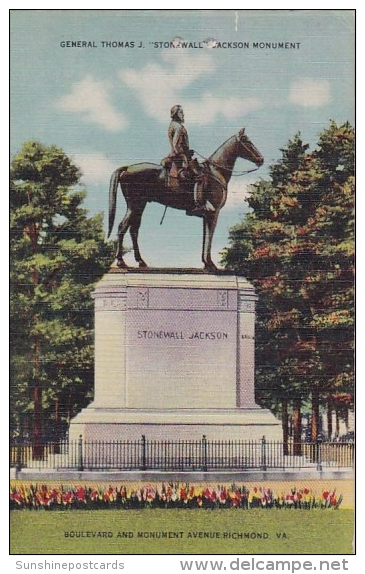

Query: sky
left=10, top=9, right=355, bottom=269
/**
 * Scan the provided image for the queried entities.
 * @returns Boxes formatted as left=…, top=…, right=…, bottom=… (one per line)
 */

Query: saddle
left=161, top=156, right=204, bottom=191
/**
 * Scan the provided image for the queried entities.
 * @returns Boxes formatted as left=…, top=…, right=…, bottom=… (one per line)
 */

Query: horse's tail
left=108, top=166, right=127, bottom=238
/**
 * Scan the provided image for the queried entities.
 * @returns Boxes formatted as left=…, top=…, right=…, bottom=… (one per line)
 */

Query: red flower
left=76, top=487, right=86, bottom=501
left=180, top=487, right=187, bottom=501
left=203, top=488, right=216, bottom=501
left=10, top=492, right=22, bottom=505
left=219, top=489, right=227, bottom=502
left=62, top=491, right=73, bottom=504
left=234, top=490, right=242, bottom=502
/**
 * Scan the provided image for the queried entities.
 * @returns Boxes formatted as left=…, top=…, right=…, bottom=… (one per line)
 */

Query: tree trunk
left=327, top=397, right=333, bottom=440
left=282, top=399, right=289, bottom=455
left=311, top=386, right=320, bottom=442
left=32, top=389, right=43, bottom=458
left=293, top=398, right=302, bottom=456
left=32, top=336, right=43, bottom=460
left=54, top=398, right=60, bottom=454
left=30, top=224, right=44, bottom=460
left=344, top=406, right=349, bottom=432
left=335, top=408, right=340, bottom=436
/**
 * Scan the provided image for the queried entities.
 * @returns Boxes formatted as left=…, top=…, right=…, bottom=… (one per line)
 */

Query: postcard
left=10, top=9, right=355, bottom=563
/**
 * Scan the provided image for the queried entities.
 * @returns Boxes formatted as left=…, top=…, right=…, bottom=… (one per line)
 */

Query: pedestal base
left=69, top=270, right=283, bottom=463
left=69, top=405, right=282, bottom=441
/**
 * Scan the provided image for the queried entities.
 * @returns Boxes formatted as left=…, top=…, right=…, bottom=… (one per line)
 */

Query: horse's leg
left=116, top=207, right=133, bottom=268
left=202, top=211, right=220, bottom=271
left=202, top=216, right=207, bottom=267
left=129, top=204, right=148, bottom=268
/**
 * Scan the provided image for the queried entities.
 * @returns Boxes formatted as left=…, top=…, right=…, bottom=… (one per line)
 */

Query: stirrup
left=186, top=203, right=204, bottom=217
left=190, top=203, right=205, bottom=213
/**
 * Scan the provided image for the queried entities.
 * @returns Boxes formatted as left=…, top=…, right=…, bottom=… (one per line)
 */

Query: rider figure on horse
left=162, top=105, right=210, bottom=214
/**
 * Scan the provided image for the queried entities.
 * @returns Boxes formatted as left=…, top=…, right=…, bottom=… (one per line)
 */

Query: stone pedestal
left=69, top=269, right=281, bottom=441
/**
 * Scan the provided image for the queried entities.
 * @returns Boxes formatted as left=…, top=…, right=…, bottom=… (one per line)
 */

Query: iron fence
left=10, top=435, right=354, bottom=472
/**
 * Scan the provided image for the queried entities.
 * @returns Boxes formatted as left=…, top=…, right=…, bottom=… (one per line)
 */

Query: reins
left=193, top=149, right=259, bottom=177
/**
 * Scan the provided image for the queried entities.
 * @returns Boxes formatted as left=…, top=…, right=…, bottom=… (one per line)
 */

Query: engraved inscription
left=217, top=290, right=228, bottom=308
left=136, top=329, right=228, bottom=341
left=137, top=288, right=149, bottom=308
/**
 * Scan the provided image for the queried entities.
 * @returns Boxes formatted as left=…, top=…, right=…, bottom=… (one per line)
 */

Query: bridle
left=194, top=135, right=261, bottom=177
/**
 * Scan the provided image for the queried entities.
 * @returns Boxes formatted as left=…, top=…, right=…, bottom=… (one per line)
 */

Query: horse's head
left=236, top=128, right=264, bottom=167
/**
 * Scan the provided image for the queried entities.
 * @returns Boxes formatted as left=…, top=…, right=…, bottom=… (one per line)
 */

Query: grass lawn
left=10, top=508, right=354, bottom=555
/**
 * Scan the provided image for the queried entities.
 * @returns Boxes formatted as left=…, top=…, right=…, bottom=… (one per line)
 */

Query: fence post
left=261, top=435, right=267, bottom=471
left=202, top=435, right=208, bottom=472
left=77, top=435, right=84, bottom=471
left=140, top=435, right=147, bottom=470
left=316, top=435, right=323, bottom=472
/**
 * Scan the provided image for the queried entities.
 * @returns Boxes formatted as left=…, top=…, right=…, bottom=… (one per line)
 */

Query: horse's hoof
left=116, top=259, right=128, bottom=269
left=138, top=261, right=148, bottom=268
left=204, top=263, right=218, bottom=273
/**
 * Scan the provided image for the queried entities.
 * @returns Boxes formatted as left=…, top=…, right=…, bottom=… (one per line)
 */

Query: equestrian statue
left=108, top=105, right=264, bottom=271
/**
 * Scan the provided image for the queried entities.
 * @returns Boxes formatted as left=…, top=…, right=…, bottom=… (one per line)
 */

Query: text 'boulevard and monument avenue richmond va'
left=69, top=107, right=282, bottom=449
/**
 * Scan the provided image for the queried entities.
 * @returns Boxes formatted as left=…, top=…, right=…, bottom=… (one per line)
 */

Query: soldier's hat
left=171, top=104, right=183, bottom=119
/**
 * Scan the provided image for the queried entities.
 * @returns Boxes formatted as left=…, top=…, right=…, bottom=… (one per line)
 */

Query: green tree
left=10, top=141, right=114, bottom=456
left=222, top=122, right=354, bottom=446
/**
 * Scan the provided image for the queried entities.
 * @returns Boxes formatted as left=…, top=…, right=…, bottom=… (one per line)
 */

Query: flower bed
left=10, top=483, right=343, bottom=511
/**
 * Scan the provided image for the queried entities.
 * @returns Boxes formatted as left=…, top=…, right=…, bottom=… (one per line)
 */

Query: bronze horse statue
left=108, top=127, right=264, bottom=271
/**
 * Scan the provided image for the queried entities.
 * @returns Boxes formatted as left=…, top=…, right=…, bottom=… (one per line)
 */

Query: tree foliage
left=10, top=141, right=114, bottom=441
left=222, top=122, right=354, bottom=440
